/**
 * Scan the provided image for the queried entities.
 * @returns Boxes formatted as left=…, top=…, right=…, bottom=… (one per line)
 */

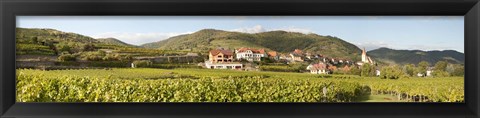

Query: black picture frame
left=1, top=0, right=479, bottom=118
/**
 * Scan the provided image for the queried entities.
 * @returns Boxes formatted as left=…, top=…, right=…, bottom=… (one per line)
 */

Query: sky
left=17, top=16, right=464, bottom=53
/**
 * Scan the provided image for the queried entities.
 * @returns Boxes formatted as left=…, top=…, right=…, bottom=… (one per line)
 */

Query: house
left=417, top=67, right=434, bottom=77
left=357, top=47, right=375, bottom=66
left=209, top=49, right=234, bottom=63
left=305, top=53, right=313, bottom=59
left=267, top=51, right=279, bottom=60
left=307, top=63, right=329, bottom=74
left=204, top=61, right=242, bottom=69
left=205, top=49, right=242, bottom=69
left=290, top=49, right=305, bottom=62
left=235, top=47, right=266, bottom=62
left=426, top=67, right=434, bottom=76
left=328, top=65, right=337, bottom=71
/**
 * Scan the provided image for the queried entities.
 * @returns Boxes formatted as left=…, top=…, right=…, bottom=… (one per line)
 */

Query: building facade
left=235, top=47, right=266, bottom=62
left=206, top=49, right=242, bottom=70
left=307, top=63, right=329, bottom=74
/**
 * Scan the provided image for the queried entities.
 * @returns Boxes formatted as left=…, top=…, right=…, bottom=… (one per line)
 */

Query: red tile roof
left=267, top=51, right=278, bottom=57
left=311, top=63, right=327, bottom=70
left=210, top=49, right=233, bottom=56
left=236, top=47, right=265, bottom=54
left=293, top=49, right=303, bottom=54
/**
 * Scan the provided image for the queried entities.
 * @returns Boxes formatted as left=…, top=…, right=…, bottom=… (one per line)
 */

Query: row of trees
left=345, top=61, right=464, bottom=79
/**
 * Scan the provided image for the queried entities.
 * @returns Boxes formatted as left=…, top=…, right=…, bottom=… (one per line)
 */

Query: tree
left=432, top=70, right=450, bottom=77
left=380, top=65, right=405, bottom=79
left=434, top=61, right=448, bottom=71
left=55, top=43, right=71, bottom=53
left=31, top=37, right=38, bottom=44
left=348, top=65, right=361, bottom=76
left=403, top=63, right=416, bottom=76
left=82, top=43, right=96, bottom=52
left=416, top=61, right=430, bottom=76
left=58, top=54, right=77, bottom=62
left=360, top=63, right=375, bottom=77
left=102, top=54, right=120, bottom=61
left=451, top=64, right=464, bottom=76
left=432, top=61, right=450, bottom=77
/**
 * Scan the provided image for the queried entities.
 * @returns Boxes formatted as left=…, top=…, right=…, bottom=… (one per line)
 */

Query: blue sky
left=17, top=16, right=464, bottom=53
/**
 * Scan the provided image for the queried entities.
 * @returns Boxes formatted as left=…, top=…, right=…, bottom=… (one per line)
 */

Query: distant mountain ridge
left=16, top=28, right=133, bottom=47
left=16, top=28, right=99, bottom=43
left=367, top=47, right=464, bottom=65
left=96, top=38, right=135, bottom=47
left=141, top=29, right=363, bottom=60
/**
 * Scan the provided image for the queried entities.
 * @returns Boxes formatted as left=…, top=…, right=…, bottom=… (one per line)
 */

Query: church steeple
left=361, top=47, right=367, bottom=63
left=362, top=47, right=366, bottom=55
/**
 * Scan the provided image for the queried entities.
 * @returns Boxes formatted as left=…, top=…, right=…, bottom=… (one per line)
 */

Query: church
left=357, top=48, right=375, bottom=66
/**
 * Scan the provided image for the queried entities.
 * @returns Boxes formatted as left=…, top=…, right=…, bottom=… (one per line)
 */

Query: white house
left=204, top=61, right=242, bottom=69
left=235, top=47, right=266, bottom=62
left=307, top=63, right=329, bottom=74
left=417, top=67, right=434, bottom=77
left=290, top=49, right=305, bottom=62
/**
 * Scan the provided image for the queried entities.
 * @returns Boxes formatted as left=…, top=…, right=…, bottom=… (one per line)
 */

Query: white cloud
left=92, top=32, right=192, bottom=45
left=230, top=25, right=266, bottom=33
left=271, top=26, right=314, bottom=34
left=230, top=25, right=314, bottom=34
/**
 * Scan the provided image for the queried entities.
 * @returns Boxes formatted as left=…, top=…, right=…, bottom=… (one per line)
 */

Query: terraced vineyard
left=16, top=68, right=464, bottom=102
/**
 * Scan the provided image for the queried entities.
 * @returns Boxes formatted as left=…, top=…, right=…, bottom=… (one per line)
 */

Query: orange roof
left=236, top=47, right=265, bottom=54
left=210, top=49, right=233, bottom=56
left=293, top=49, right=303, bottom=54
left=311, top=63, right=327, bottom=70
left=267, top=51, right=278, bottom=57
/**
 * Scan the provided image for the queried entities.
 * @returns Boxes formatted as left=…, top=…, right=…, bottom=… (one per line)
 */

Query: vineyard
left=16, top=68, right=464, bottom=102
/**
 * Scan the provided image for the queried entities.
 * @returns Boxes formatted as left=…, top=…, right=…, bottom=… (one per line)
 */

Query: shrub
left=432, top=70, right=450, bottom=77
left=102, top=54, right=120, bottom=61
left=80, top=51, right=106, bottom=61
left=380, top=65, right=405, bottom=79
left=58, top=54, right=77, bottom=62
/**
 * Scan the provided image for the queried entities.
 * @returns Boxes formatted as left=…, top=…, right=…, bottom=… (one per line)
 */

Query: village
left=203, top=47, right=367, bottom=74
left=200, top=47, right=437, bottom=77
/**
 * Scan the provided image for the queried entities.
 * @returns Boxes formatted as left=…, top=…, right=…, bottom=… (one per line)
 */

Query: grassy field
left=16, top=68, right=464, bottom=102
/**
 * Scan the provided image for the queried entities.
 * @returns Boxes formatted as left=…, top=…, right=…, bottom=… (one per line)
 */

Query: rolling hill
left=96, top=38, right=135, bottom=47
left=141, top=29, right=363, bottom=60
left=17, top=28, right=135, bottom=47
left=367, top=47, right=464, bottom=65
left=16, top=28, right=99, bottom=43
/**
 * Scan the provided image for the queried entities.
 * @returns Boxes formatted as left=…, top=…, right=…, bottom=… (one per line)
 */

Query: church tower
left=361, top=47, right=367, bottom=63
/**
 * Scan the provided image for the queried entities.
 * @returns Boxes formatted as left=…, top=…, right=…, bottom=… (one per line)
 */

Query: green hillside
left=16, top=28, right=139, bottom=55
left=367, top=47, right=464, bottom=65
left=16, top=28, right=99, bottom=43
left=96, top=38, right=135, bottom=47
left=141, top=29, right=362, bottom=60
